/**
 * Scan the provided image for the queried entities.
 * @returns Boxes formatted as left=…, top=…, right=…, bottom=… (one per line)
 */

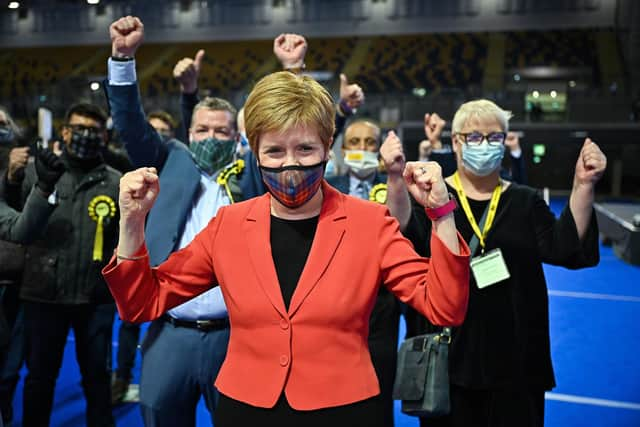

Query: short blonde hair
left=451, top=99, right=512, bottom=134
left=244, top=71, right=336, bottom=154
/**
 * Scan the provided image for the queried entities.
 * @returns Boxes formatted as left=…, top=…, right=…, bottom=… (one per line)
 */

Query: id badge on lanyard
left=470, top=248, right=510, bottom=289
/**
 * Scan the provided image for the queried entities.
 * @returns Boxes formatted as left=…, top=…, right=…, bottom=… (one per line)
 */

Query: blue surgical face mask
left=239, top=132, right=249, bottom=148
left=0, top=126, right=14, bottom=144
left=461, top=141, right=505, bottom=177
left=236, top=132, right=249, bottom=155
left=324, top=158, right=336, bottom=178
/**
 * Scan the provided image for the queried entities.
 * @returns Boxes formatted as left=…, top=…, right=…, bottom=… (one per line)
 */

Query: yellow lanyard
left=452, top=171, right=502, bottom=251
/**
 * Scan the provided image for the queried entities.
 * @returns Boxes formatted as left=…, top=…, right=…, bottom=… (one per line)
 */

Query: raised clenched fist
left=110, top=16, right=145, bottom=58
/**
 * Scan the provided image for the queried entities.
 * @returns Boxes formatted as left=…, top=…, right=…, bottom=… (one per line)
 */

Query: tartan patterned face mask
left=190, top=137, right=236, bottom=175
left=67, top=129, right=105, bottom=159
left=259, top=161, right=326, bottom=209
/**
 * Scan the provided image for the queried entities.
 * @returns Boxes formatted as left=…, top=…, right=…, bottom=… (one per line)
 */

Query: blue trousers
left=115, top=320, right=140, bottom=381
left=139, top=317, right=230, bottom=427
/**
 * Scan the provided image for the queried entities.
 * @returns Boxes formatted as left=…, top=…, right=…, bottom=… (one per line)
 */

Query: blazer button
left=279, top=355, right=289, bottom=366
left=279, top=319, right=289, bottom=330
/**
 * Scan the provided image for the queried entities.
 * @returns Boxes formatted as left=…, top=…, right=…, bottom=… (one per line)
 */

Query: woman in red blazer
left=103, top=71, right=470, bottom=427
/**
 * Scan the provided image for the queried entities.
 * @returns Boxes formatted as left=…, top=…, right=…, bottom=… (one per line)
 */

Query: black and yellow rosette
left=369, top=183, right=387, bottom=204
left=88, top=195, right=116, bottom=261
left=217, top=159, right=245, bottom=203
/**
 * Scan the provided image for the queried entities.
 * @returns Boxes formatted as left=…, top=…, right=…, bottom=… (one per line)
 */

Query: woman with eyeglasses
left=384, top=99, right=606, bottom=427
left=102, top=71, right=471, bottom=427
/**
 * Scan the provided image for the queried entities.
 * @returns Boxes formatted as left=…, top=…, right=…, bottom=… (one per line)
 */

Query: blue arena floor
left=5, top=198, right=640, bottom=426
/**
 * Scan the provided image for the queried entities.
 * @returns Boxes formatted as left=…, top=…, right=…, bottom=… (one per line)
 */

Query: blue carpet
left=6, top=198, right=640, bottom=426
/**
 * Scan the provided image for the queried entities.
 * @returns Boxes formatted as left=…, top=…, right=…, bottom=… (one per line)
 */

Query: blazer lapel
left=243, top=194, right=288, bottom=318
left=288, top=182, right=346, bottom=317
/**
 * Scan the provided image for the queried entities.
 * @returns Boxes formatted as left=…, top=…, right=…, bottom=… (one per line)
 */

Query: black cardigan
left=403, top=182, right=599, bottom=391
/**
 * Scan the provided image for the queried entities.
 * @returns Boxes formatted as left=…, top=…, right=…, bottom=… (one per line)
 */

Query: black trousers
left=22, top=301, right=116, bottom=427
left=419, top=385, right=545, bottom=427
left=215, top=393, right=385, bottom=427
left=0, top=286, right=24, bottom=423
left=115, top=320, right=140, bottom=381
left=368, top=287, right=401, bottom=427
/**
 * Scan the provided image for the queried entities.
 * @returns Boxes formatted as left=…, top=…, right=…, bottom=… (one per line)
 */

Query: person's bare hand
left=505, top=131, right=521, bottom=153
left=173, top=50, right=205, bottom=94
left=403, top=161, right=448, bottom=209
left=273, top=33, right=307, bottom=69
left=573, top=138, right=606, bottom=188
left=339, top=74, right=364, bottom=110
left=7, top=146, right=30, bottom=183
left=418, top=140, right=432, bottom=160
left=119, top=167, right=159, bottom=222
left=424, top=113, right=445, bottom=146
left=110, top=16, right=144, bottom=58
left=379, top=131, right=405, bottom=176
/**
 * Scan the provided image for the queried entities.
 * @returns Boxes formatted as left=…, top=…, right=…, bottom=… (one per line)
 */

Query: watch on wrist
left=425, top=195, right=457, bottom=221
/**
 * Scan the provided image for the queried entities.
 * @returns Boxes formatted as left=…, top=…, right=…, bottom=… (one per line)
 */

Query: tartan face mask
left=190, top=137, right=237, bottom=175
left=67, top=128, right=105, bottom=159
left=259, top=161, right=326, bottom=209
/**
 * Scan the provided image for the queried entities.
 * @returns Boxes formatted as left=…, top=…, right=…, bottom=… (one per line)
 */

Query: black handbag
left=392, top=327, right=451, bottom=418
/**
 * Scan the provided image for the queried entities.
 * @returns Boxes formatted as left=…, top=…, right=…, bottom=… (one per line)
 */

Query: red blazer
left=103, top=181, right=469, bottom=410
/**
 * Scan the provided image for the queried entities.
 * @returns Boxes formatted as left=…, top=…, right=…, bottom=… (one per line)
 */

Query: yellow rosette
left=369, top=183, right=387, bottom=204
left=216, top=159, right=245, bottom=202
left=88, top=195, right=116, bottom=261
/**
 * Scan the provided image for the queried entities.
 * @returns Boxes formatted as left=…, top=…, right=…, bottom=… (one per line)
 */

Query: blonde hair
left=244, top=71, right=336, bottom=154
left=451, top=99, right=512, bottom=134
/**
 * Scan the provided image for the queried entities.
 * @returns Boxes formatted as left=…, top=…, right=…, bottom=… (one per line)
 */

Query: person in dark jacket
left=0, top=148, right=65, bottom=243
left=0, top=105, right=29, bottom=426
left=383, top=99, right=604, bottom=427
left=0, top=122, right=65, bottom=426
left=1, top=103, right=121, bottom=427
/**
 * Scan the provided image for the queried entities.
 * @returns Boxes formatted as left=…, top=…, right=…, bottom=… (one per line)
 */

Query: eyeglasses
left=458, top=131, right=506, bottom=146
left=66, top=124, right=102, bottom=134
